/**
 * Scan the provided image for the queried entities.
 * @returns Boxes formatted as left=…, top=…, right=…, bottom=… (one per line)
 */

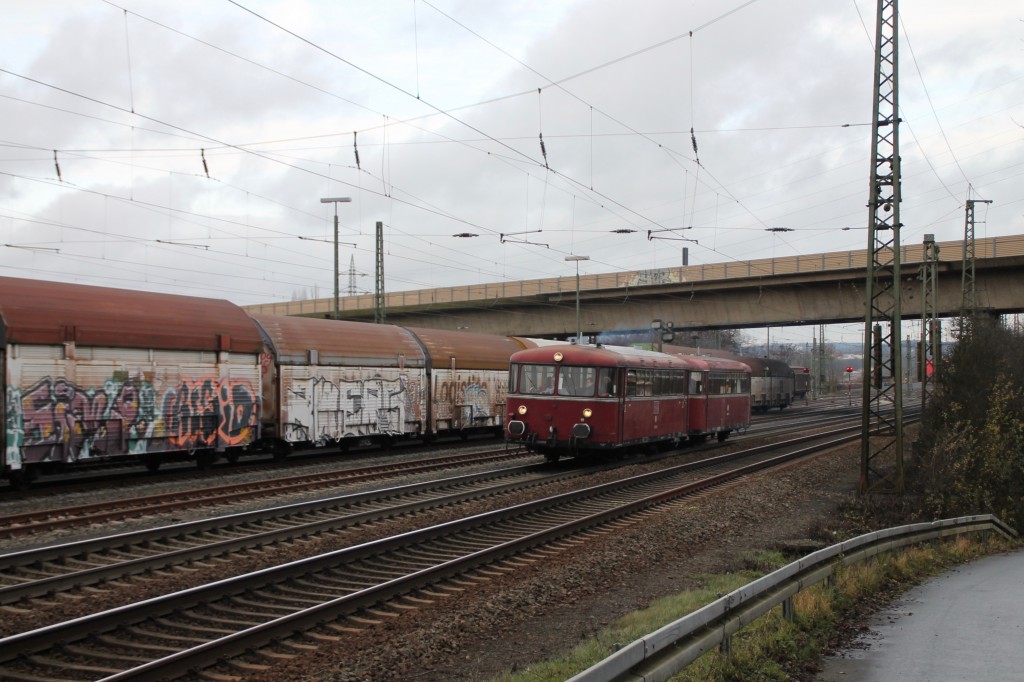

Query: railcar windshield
left=512, top=364, right=616, bottom=397
left=516, top=364, right=556, bottom=395
left=558, top=366, right=597, bottom=396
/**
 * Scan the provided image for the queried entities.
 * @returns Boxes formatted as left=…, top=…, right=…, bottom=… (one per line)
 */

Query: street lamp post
left=564, top=255, right=589, bottom=343
left=320, top=197, right=352, bottom=319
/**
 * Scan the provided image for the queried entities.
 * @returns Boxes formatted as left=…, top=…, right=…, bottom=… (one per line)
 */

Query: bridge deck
left=245, top=235, right=1024, bottom=320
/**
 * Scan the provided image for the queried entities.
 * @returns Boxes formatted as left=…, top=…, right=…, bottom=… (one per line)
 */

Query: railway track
left=0, top=446, right=534, bottom=539
left=0, top=423, right=877, bottom=681
left=0, top=407, right=856, bottom=542
left=0, top=461, right=583, bottom=609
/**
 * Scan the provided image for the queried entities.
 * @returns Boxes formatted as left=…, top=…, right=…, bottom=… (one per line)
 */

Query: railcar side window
left=627, top=368, right=686, bottom=397
left=626, top=370, right=638, bottom=396
left=558, top=366, right=597, bottom=397
left=598, top=368, right=616, bottom=396
left=509, top=364, right=519, bottom=393
left=706, top=371, right=751, bottom=394
left=519, top=364, right=556, bottom=395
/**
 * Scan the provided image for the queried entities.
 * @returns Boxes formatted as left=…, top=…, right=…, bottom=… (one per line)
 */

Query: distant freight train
left=0, top=276, right=557, bottom=487
left=662, top=345, right=796, bottom=412
left=791, top=366, right=811, bottom=400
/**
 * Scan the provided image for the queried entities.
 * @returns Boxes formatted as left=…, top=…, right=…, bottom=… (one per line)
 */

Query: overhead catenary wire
left=2, top=0, right=1015, bottom=304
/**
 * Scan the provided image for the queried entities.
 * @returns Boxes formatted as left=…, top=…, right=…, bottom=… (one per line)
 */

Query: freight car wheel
left=272, top=441, right=293, bottom=462
left=194, top=452, right=217, bottom=470
left=7, top=466, right=37, bottom=491
left=717, top=430, right=731, bottom=442
left=144, top=457, right=161, bottom=473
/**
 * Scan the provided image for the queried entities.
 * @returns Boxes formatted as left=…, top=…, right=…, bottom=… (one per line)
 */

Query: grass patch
left=491, top=537, right=1018, bottom=682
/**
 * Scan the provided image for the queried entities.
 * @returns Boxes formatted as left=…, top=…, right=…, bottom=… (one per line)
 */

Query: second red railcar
left=673, top=355, right=751, bottom=442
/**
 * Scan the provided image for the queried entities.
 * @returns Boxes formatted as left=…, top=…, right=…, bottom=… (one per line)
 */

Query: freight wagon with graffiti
left=251, top=315, right=540, bottom=456
left=1, top=276, right=554, bottom=487
left=1, top=277, right=263, bottom=486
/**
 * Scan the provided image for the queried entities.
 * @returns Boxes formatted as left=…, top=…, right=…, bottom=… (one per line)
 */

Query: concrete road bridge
left=244, top=234, right=1024, bottom=338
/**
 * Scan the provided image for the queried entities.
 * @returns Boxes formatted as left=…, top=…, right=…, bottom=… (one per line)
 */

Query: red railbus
left=505, top=344, right=692, bottom=462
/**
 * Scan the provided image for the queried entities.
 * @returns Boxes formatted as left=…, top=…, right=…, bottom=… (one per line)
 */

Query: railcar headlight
left=582, top=408, right=593, bottom=418
left=518, top=405, right=528, bottom=415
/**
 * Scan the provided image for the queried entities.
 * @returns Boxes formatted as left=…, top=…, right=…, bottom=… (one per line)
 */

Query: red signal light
left=845, top=367, right=854, bottom=373
left=802, top=367, right=809, bottom=373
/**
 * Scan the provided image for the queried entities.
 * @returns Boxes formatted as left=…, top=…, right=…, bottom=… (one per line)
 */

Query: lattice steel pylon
left=860, top=0, right=904, bottom=494
left=347, top=255, right=357, bottom=296
left=959, top=198, right=992, bottom=333
left=374, top=220, right=386, bottom=324
left=920, top=234, right=939, bottom=410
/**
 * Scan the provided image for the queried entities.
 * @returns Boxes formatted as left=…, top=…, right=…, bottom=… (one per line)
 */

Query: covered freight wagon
left=251, top=315, right=538, bottom=453
left=251, top=314, right=429, bottom=452
left=1, top=276, right=263, bottom=486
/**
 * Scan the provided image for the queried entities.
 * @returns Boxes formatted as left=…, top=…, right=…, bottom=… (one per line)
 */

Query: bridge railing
left=244, top=234, right=1024, bottom=317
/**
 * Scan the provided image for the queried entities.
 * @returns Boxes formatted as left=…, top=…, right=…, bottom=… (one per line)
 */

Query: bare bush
left=910, top=319, right=1024, bottom=532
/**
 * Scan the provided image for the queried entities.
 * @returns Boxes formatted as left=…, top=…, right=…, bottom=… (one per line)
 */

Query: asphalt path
left=816, top=550, right=1024, bottom=681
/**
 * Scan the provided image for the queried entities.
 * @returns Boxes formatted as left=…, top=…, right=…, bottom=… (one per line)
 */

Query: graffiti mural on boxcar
left=161, top=378, right=258, bottom=449
left=6, top=375, right=257, bottom=461
left=459, top=383, right=490, bottom=425
left=282, top=374, right=408, bottom=443
left=436, top=374, right=503, bottom=426
left=12, top=377, right=152, bottom=461
left=220, top=382, right=259, bottom=445
left=5, top=385, right=24, bottom=468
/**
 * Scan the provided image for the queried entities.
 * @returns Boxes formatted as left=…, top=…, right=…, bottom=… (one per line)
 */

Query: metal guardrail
left=568, top=514, right=1018, bottom=682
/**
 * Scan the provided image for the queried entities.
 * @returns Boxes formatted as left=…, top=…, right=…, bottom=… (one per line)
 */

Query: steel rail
left=0, top=446, right=529, bottom=538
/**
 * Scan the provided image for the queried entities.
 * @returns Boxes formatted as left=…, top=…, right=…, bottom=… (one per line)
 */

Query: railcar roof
left=662, top=344, right=741, bottom=360
left=0, top=276, right=263, bottom=353
left=252, top=314, right=426, bottom=367
left=673, top=354, right=751, bottom=373
left=510, top=343, right=691, bottom=368
left=737, top=356, right=793, bottom=376
left=404, top=327, right=539, bottom=370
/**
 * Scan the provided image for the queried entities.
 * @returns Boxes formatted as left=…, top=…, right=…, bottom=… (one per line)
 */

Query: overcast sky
left=1, top=0, right=1021, bottom=348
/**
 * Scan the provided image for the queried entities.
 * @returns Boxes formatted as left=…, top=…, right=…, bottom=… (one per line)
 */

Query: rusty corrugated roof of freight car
left=405, top=327, right=531, bottom=370
left=0, top=276, right=263, bottom=353
left=252, top=314, right=426, bottom=367
left=673, top=355, right=751, bottom=373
